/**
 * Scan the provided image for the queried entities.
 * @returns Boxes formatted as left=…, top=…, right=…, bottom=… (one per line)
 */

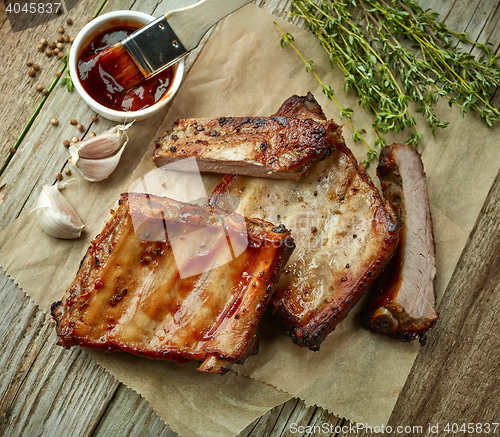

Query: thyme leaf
left=60, top=52, right=74, bottom=93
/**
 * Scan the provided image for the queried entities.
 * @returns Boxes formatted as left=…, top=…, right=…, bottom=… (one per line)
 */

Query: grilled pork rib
left=153, top=94, right=341, bottom=180
left=209, top=94, right=400, bottom=350
left=52, top=193, right=294, bottom=372
left=362, top=144, right=438, bottom=341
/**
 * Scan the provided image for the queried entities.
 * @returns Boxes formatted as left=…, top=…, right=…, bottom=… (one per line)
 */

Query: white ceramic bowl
left=69, top=11, right=184, bottom=122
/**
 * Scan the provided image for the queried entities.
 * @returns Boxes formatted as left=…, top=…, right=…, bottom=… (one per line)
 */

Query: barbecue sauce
left=77, top=26, right=175, bottom=112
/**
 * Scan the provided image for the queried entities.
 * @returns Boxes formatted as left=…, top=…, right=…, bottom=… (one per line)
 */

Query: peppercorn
left=36, top=84, right=43, bottom=91
left=56, top=71, right=62, bottom=77
left=57, top=36, right=63, bottom=43
left=77, top=123, right=84, bottom=131
left=57, top=52, right=64, bottom=59
left=56, top=42, right=63, bottom=49
left=38, top=43, right=45, bottom=52
left=10, top=148, right=16, bottom=155
left=63, top=35, right=70, bottom=43
left=55, top=172, right=63, bottom=180
left=40, top=38, right=48, bottom=45
left=69, top=37, right=75, bottom=43
left=49, top=41, right=56, bottom=49
left=71, top=137, right=79, bottom=143
left=89, top=132, right=96, bottom=137
left=63, top=139, right=70, bottom=147
left=26, top=61, right=33, bottom=67
left=66, top=18, right=73, bottom=25
left=91, top=115, right=98, bottom=122
left=53, top=48, right=60, bottom=55
left=70, top=119, right=77, bottom=125
left=28, top=69, right=36, bottom=77
left=64, top=168, right=72, bottom=175
left=51, top=118, right=58, bottom=126
left=45, top=49, right=53, bottom=57
left=42, top=89, right=48, bottom=96
left=33, top=63, right=40, bottom=71
left=57, top=26, right=65, bottom=33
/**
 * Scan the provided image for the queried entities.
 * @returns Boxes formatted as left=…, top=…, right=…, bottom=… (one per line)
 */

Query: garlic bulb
left=34, top=184, right=85, bottom=239
left=68, top=122, right=132, bottom=182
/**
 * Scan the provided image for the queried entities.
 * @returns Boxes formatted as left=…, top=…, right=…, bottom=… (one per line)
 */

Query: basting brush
left=96, top=0, right=252, bottom=91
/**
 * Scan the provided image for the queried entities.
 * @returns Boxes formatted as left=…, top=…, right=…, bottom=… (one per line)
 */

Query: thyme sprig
left=286, top=0, right=500, bottom=161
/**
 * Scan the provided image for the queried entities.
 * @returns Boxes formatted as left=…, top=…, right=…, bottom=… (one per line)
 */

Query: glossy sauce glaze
left=51, top=193, right=295, bottom=372
left=77, top=26, right=175, bottom=112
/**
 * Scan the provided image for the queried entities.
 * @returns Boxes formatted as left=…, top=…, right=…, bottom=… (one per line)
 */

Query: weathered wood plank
left=240, top=401, right=292, bottom=437
left=0, top=271, right=121, bottom=437
left=91, top=385, right=178, bottom=437
left=304, top=408, right=343, bottom=437
left=252, top=398, right=301, bottom=437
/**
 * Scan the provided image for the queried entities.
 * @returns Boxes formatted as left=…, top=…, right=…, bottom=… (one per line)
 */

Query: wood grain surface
left=0, top=0, right=499, bottom=436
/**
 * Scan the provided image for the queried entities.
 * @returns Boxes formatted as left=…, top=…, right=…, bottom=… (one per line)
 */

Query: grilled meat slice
left=209, top=95, right=399, bottom=349
left=51, top=193, right=294, bottom=372
left=362, top=144, right=438, bottom=341
left=153, top=94, right=341, bottom=180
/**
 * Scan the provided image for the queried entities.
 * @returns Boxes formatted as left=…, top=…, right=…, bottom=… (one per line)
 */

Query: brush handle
left=164, top=0, right=252, bottom=51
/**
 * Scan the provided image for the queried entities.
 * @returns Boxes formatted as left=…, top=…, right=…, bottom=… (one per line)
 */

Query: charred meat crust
left=153, top=94, right=340, bottom=180
left=361, top=143, right=438, bottom=341
left=273, top=92, right=327, bottom=121
left=52, top=193, right=294, bottom=372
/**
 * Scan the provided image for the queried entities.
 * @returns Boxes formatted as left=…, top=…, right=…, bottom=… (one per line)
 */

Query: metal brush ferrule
left=121, top=16, right=187, bottom=79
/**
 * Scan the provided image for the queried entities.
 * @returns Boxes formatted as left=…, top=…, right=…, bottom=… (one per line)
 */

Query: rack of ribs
left=51, top=193, right=295, bottom=372
left=153, top=93, right=341, bottom=180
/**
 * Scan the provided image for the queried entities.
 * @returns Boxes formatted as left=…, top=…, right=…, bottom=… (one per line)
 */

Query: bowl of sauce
left=69, top=11, right=184, bottom=122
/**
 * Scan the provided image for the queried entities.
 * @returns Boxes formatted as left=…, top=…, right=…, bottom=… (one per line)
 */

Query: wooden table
left=0, top=0, right=498, bottom=435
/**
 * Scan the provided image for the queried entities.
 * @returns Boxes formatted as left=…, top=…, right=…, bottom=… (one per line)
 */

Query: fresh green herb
left=60, top=52, right=74, bottom=92
left=284, top=0, right=500, bottom=163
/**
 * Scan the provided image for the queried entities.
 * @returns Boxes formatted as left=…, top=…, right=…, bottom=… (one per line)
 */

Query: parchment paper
left=1, top=4, right=499, bottom=435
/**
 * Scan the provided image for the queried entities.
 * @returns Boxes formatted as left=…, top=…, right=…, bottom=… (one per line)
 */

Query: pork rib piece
left=362, top=144, right=438, bottom=341
left=52, top=193, right=294, bottom=372
left=209, top=94, right=400, bottom=350
left=153, top=93, right=342, bottom=180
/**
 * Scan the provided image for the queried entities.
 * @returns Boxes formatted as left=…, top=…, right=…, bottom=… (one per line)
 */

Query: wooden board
left=0, top=0, right=499, bottom=436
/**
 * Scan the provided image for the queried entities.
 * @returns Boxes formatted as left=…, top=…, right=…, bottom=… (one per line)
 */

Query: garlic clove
left=76, top=123, right=132, bottom=159
left=68, top=122, right=132, bottom=182
left=69, top=142, right=126, bottom=182
left=35, top=184, right=85, bottom=239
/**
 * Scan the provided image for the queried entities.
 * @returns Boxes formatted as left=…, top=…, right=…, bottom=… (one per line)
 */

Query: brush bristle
left=98, top=44, right=146, bottom=91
